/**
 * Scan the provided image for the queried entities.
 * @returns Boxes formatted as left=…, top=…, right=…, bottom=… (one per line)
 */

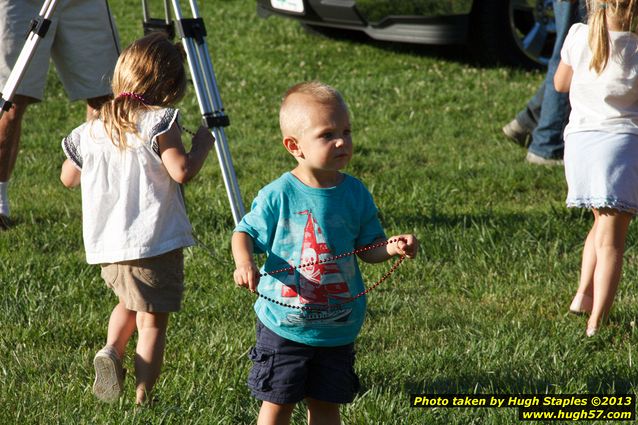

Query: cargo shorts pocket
left=100, top=264, right=119, bottom=287
left=137, top=250, right=184, bottom=288
left=247, top=346, right=275, bottom=391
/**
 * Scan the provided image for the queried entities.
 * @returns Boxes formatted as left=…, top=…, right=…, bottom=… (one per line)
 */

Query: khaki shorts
left=0, top=0, right=120, bottom=101
left=100, top=249, right=184, bottom=313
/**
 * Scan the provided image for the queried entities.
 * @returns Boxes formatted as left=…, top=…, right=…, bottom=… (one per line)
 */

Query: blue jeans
left=517, top=0, right=585, bottom=159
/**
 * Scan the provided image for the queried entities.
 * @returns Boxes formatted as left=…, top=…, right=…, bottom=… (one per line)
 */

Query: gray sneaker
left=502, top=119, right=532, bottom=148
left=525, top=151, right=564, bottom=166
left=93, top=345, right=124, bottom=403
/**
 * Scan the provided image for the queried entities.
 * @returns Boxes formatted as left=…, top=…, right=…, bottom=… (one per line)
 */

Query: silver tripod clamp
left=142, top=0, right=175, bottom=38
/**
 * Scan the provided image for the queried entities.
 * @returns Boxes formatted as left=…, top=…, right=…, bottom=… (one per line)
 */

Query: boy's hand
left=233, top=262, right=260, bottom=292
left=388, top=234, right=418, bottom=259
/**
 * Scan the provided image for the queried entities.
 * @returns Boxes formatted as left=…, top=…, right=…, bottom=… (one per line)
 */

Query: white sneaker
left=93, top=345, right=124, bottom=403
left=525, top=151, right=563, bottom=166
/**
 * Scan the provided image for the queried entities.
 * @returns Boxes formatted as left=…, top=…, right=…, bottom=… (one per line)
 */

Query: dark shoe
left=525, top=151, right=563, bottom=166
left=502, top=119, right=532, bottom=148
left=0, top=215, right=11, bottom=230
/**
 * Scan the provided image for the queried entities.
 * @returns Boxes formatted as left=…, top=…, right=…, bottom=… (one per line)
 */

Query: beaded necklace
left=255, top=238, right=406, bottom=311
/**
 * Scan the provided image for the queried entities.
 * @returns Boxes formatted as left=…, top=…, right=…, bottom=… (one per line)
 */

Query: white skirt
left=564, top=131, right=638, bottom=214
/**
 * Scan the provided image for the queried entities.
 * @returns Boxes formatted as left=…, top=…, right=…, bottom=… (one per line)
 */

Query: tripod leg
left=170, top=0, right=245, bottom=224
left=0, top=0, right=60, bottom=118
left=142, top=0, right=149, bottom=22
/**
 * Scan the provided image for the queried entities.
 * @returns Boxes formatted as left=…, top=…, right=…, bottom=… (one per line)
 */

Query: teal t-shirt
left=235, top=172, right=386, bottom=346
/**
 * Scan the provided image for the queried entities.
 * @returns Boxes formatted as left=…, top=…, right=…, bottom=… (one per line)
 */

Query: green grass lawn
left=2, top=1, right=637, bottom=424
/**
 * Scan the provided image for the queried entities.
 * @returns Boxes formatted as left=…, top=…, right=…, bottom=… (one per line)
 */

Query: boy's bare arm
left=159, top=123, right=214, bottom=184
left=357, top=234, right=419, bottom=263
left=232, top=231, right=260, bottom=292
left=60, top=159, right=81, bottom=188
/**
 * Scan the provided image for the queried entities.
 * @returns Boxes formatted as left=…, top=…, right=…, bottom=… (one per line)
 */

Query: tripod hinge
left=0, top=98, right=12, bottom=112
left=27, top=17, right=51, bottom=38
left=143, top=19, right=176, bottom=40
left=176, top=18, right=207, bottom=45
left=203, top=113, right=230, bottom=129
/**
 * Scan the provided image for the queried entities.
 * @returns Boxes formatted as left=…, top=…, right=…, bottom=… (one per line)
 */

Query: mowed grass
left=2, top=1, right=638, bottom=424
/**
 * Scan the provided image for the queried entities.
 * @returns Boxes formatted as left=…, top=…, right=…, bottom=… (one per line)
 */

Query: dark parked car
left=257, top=0, right=558, bottom=68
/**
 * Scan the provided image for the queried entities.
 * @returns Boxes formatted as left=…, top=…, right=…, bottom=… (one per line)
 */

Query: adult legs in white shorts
left=0, top=0, right=120, bottom=226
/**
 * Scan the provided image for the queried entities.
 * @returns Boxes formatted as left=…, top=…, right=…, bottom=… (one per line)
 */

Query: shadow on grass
left=584, top=369, right=638, bottom=394
left=402, top=373, right=555, bottom=394
left=385, top=208, right=589, bottom=233
left=358, top=367, right=638, bottom=396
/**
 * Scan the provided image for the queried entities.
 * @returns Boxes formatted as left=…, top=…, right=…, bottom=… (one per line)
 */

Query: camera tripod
left=0, top=0, right=246, bottom=224
left=143, top=0, right=246, bottom=224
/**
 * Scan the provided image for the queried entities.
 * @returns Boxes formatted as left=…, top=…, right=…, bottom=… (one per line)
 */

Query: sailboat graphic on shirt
left=280, top=210, right=352, bottom=323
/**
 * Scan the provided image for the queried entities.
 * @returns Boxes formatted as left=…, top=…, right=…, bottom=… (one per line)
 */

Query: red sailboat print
left=281, top=210, right=351, bottom=306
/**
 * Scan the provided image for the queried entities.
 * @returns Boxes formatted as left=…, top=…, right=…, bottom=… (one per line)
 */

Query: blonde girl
left=555, top=0, right=638, bottom=336
left=60, top=32, right=214, bottom=403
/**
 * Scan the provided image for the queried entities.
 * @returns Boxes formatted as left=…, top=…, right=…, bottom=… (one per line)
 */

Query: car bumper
left=257, top=0, right=470, bottom=45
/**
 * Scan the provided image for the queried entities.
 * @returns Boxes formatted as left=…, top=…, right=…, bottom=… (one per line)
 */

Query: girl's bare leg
left=134, top=311, right=169, bottom=404
left=106, top=299, right=136, bottom=358
left=570, top=219, right=596, bottom=313
left=587, top=208, right=632, bottom=334
left=93, top=299, right=134, bottom=403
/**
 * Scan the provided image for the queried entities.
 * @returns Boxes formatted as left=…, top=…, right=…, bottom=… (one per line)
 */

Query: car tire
left=471, top=0, right=556, bottom=69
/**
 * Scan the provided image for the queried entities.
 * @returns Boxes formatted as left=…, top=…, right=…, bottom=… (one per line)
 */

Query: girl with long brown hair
left=60, top=32, right=214, bottom=403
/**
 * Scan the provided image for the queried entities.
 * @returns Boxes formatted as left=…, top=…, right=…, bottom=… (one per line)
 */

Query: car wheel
left=472, top=0, right=556, bottom=68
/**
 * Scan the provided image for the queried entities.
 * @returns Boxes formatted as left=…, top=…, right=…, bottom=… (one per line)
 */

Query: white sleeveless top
left=562, top=23, right=638, bottom=137
left=62, top=108, right=195, bottom=264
